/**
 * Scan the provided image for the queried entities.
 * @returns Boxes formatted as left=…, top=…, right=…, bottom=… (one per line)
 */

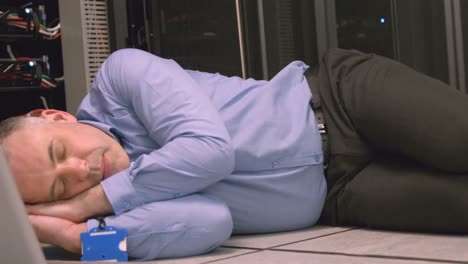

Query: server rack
left=111, top=0, right=465, bottom=91
left=0, top=0, right=65, bottom=121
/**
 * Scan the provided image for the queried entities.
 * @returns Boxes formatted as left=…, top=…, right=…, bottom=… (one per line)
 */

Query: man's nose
left=57, top=158, right=90, bottom=181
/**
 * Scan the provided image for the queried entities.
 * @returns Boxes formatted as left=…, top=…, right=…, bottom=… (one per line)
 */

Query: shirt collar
left=78, top=120, right=122, bottom=143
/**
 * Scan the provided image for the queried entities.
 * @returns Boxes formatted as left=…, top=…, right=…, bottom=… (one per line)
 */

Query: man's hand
left=27, top=184, right=113, bottom=223
left=29, top=215, right=86, bottom=254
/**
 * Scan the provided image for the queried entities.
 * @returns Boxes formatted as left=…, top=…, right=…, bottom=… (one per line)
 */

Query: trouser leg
left=316, top=48, right=468, bottom=228
left=337, top=49, right=468, bottom=172
left=317, top=49, right=377, bottom=224
left=338, top=156, right=468, bottom=233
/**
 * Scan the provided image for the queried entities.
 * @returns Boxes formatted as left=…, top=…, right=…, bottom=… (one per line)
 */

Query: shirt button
left=272, top=161, right=279, bottom=168
left=123, top=202, right=130, bottom=208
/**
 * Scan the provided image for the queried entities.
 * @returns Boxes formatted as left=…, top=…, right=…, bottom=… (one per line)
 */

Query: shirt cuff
left=100, top=168, right=143, bottom=215
left=87, top=218, right=99, bottom=231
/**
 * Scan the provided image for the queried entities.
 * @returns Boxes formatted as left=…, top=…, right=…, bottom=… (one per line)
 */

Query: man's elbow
left=126, top=195, right=233, bottom=260
left=209, top=138, right=235, bottom=179
left=221, top=141, right=235, bottom=174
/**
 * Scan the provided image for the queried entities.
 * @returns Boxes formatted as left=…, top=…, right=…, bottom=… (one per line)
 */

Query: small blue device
left=80, top=223, right=128, bottom=262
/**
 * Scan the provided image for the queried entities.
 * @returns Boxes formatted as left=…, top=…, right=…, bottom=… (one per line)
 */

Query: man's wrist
left=81, top=184, right=113, bottom=219
left=100, top=170, right=142, bottom=215
left=63, top=223, right=87, bottom=253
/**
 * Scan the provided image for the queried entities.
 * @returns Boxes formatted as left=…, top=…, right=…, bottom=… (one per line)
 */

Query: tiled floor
left=45, top=226, right=468, bottom=264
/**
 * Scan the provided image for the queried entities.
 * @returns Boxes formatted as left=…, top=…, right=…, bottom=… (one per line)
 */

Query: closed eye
left=58, top=142, right=67, bottom=161
left=57, top=179, right=66, bottom=199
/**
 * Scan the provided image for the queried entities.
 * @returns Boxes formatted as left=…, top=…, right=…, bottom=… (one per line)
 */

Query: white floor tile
left=210, top=250, right=454, bottom=264
left=47, top=247, right=255, bottom=264
left=156, top=248, right=255, bottom=264
left=223, top=226, right=352, bottom=249
left=277, top=229, right=468, bottom=262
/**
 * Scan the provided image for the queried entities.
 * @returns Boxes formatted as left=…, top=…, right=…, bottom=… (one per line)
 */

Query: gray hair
left=0, top=116, right=50, bottom=145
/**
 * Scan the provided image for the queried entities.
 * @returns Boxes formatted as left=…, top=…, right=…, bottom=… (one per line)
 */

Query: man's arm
left=28, top=184, right=111, bottom=223
left=29, top=215, right=86, bottom=253
left=87, top=194, right=232, bottom=260
left=30, top=194, right=233, bottom=260
left=28, top=49, right=234, bottom=221
left=77, top=49, right=235, bottom=215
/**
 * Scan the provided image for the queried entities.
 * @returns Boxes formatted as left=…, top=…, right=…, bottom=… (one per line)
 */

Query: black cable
left=31, top=10, right=40, bottom=39
left=47, top=17, right=59, bottom=28
left=97, top=217, right=107, bottom=230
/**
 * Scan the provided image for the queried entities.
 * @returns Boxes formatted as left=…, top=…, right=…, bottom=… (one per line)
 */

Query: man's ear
left=40, top=109, right=77, bottom=122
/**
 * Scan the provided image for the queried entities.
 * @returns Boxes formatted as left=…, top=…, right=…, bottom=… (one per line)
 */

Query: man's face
left=3, top=121, right=130, bottom=204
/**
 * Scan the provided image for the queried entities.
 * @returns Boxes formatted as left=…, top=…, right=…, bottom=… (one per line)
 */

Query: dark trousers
left=314, top=48, right=468, bottom=234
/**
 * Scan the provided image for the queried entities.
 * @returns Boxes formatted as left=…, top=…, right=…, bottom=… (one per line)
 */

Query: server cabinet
left=0, top=0, right=65, bottom=121
left=335, top=0, right=449, bottom=84
left=114, top=0, right=465, bottom=90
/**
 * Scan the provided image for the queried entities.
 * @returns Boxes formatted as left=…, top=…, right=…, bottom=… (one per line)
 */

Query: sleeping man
left=1, top=48, right=468, bottom=260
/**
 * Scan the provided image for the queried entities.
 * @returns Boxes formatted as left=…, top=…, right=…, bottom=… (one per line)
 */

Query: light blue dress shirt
left=77, top=48, right=327, bottom=260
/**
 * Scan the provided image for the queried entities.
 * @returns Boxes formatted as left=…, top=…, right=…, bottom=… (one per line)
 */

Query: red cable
left=16, top=57, right=33, bottom=61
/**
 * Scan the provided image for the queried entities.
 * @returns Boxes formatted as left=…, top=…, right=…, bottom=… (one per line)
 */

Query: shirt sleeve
left=86, top=194, right=233, bottom=260
left=77, top=49, right=235, bottom=214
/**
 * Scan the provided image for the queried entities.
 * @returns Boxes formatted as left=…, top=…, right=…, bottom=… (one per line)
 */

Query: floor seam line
left=220, top=227, right=360, bottom=251
left=201, top=249, right=262, bottom=264
left=268, top=248, right=468, bottom=264
left=265, top=226, right=361, bottom=250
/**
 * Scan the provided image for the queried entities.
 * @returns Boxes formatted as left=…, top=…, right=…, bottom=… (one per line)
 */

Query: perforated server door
left=335, top=0, right=449, bottom=84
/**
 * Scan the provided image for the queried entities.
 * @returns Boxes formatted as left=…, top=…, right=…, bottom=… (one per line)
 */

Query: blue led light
left=380, top=17, right=386, bottom=24
left=25, top=8, right=32, bottom=14
left=29, top=61, right=34, bottom=67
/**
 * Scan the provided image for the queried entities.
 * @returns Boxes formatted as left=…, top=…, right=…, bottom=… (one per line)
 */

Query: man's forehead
left=3, top=129, right=49, bottom=161
left=1, top=124, right=57, bottom=203
left=6, top=126, right=41, bottom=143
